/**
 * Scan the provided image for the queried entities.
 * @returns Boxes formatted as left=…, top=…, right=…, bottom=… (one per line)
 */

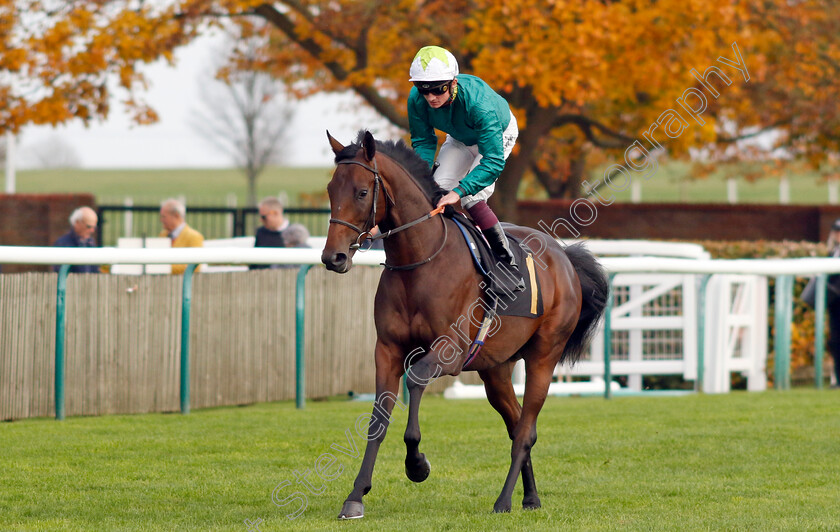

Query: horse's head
left=322, top=130, right=388, bottom=273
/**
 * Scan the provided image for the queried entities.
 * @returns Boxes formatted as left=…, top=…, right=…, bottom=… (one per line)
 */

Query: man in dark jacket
left=53, top=206, right=99, bottom=273
left=250, top=196, right=289, bottom=270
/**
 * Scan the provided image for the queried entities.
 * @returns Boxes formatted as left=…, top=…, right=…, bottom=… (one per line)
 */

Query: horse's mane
left=334, top=130, right=447, bottom=205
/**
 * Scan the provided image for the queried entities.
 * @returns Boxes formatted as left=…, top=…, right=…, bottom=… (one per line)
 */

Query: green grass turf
left=11, top=161, right=836, bottom=207
left=12, top=167, right=335, bottom=206
left=2, top=390, right=839, bottom=531
left=601, top=160, right=832, bottom=205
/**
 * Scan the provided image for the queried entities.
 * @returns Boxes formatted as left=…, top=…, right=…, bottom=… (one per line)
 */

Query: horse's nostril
left=321, top=251, right=348, bottom=269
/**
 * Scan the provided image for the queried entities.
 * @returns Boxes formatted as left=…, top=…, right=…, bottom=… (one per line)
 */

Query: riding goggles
left=414, top=81, right=451, bottom=96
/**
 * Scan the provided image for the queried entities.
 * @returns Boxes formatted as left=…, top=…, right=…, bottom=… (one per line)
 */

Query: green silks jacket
left=408, top=74, right=511, bottom=197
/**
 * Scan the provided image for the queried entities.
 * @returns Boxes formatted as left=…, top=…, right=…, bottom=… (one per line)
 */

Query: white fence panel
left=703, top=275, right=768, bottom=393
left=563, top=274, right=697, bottom=391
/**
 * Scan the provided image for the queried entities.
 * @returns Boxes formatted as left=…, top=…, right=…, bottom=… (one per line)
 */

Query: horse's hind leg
left=493, top=357, right=554, bottom=513
left=479, top=361, right=541, bottom=510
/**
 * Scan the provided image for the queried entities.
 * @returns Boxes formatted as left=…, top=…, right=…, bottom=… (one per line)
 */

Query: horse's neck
left=380, top=159, right=445, bottom=266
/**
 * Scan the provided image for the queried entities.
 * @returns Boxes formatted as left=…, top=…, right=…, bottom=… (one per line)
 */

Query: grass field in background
left=2, top=390, right=839, bottom=531
left=12, top=161, right=836, bottom=207
left=603, top=160, right=832, bottom=204
left=13, top=167, right=335, bottom=206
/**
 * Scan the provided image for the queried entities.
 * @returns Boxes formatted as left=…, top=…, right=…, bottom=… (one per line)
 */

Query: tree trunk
left=492, top=148, right=527, bottom=224
left=533, top=151, right=587, bottom=199
left=247, top=168, right=258, bottom=207
left=490, top=105, right=558, bottom=223
left=567, top=154, right=586, bottom=198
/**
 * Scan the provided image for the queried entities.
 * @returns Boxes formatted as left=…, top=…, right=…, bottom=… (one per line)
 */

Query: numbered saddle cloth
left=449, top=214, right=544, bottom=318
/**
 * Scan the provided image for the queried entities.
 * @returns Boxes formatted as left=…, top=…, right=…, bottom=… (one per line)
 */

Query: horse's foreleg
left=403, top=356, right=440, bottom=483
left=479, top=362, right=541, bottom=510
left=493, top=359, right=553, bottom=514
left=338, top=347, right=404, bottom=520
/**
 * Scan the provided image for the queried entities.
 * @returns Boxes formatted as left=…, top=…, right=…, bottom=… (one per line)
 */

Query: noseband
left=329, top=156, right=448, bottom=270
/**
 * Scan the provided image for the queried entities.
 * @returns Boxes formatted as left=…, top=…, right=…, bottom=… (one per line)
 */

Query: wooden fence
left=0, top=268, right=471, bottom=421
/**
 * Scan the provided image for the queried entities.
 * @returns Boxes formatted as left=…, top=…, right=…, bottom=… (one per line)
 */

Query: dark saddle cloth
left=449, top=213, right=544, bottom=318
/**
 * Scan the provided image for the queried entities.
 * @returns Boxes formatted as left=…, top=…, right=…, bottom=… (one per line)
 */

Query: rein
left=329, top=157, right=448, bottom=271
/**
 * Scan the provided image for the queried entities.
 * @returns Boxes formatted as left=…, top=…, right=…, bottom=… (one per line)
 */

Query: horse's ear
left=363, top=131, right=376, bottom=162
left=326, top=130, right=344, bottom=155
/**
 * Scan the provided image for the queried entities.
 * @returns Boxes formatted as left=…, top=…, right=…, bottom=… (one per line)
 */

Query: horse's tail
left=562, top=242, right=609, bottom=365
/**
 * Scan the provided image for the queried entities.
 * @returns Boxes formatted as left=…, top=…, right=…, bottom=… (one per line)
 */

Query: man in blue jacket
left=408, top=45, right=519, bottom=267
left=53, top=206, right=99, bottom=273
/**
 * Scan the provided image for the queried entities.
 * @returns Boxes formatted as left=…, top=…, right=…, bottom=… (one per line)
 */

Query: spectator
left=53, top=206, right=100, bottom=273
left=827, top=219, right=840, bottom=388
left=250, top=196, right=289, bottom=270
left=158, top=198, right=204, bottom=274
left=283, top=223, right=310, bottom=248
left=277, top=223, right=311, bottom=270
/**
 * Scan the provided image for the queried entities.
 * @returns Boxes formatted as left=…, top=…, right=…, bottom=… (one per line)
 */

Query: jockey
left=407, top=45, right=520, bottom=268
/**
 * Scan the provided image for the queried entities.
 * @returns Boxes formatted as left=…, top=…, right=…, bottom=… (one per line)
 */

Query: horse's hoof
left=405, top=454, right=431, bottom=483
left=337, top=500, right=364, bottom=519
left=493, top=501, right=512, bottom=513
left=522, top=496, right=541, bottom=510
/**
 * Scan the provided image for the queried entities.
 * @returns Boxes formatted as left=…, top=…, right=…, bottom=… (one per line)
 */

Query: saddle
left=449, top=212, right=544, bottom=319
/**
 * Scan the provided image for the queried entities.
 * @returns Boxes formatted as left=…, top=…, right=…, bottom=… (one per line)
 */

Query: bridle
left=329, top=156, right=448, bottom=271
left=328, top=158, right=391, bottom=249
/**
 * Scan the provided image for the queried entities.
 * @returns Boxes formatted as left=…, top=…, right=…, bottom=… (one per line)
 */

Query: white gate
left=556, top=273, right=768, bottom=394
left=703, top=275, right=768, bottom=392
left=561, top=274, right=697, bottom=391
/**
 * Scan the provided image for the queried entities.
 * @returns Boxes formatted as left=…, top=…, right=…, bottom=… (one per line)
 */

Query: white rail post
left=226, top=193, right=237, bottom=237
left=123, top=197, right=133, bottom=238
left=631, top=181, right=642, bottom=203
left=726, top=178, right=737, bottom=204
left=779, top=176, right=790, bottom=205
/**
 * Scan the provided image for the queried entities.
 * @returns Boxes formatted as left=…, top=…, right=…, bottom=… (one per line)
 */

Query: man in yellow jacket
left=159, top=198, right=204, bottom=274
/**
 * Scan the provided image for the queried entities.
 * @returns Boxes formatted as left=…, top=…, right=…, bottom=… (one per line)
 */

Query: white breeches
left=433, top=111, right=519, bottom=208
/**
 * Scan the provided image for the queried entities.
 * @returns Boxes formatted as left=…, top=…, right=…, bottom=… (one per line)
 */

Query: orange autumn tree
left=685, top=1, right=840, bottom=185
left=718, top=1, right=840, bottom=176
left=1, top=1, right=834, bottom=218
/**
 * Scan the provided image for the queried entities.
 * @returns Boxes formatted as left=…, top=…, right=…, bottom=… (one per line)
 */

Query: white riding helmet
left=409, top=46, right=459, bottom=82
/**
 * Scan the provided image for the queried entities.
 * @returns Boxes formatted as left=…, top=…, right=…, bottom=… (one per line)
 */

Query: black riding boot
left=482, top=223, right=518, bottom=269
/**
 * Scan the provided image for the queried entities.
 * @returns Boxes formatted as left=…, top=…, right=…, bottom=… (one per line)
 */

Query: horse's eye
left=357, top=189, right=368, bottom=200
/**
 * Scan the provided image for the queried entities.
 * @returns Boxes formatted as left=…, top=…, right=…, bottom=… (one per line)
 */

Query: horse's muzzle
left=322, top=250, right=351, bottom=273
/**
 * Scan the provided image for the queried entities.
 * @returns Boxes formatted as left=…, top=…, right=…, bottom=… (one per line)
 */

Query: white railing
left=598, top=256, right=840, bottom=276
left=4, top=244, right=840, bottom=274
left=3, top=244, right=839, bottom=401
left=567, top=239, right=711, bottom=259
left=0, top=245, right=385, bottom=267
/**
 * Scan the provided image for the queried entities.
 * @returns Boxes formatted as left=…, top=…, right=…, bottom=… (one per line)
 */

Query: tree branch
left=253, top=3, right=408, bottom=130
left=716, top=120, right=791, bottom=143
left=282, top=0, right=358, bottom=53
left=555, top=114, right=637, bottom=148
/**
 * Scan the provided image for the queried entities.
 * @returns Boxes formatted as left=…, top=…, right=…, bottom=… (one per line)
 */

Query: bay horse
left=322, top=130, right=608, bottom=518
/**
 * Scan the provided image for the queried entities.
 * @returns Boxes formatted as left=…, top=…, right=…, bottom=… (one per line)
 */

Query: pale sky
left=17, top=34, right=399, bottom=169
